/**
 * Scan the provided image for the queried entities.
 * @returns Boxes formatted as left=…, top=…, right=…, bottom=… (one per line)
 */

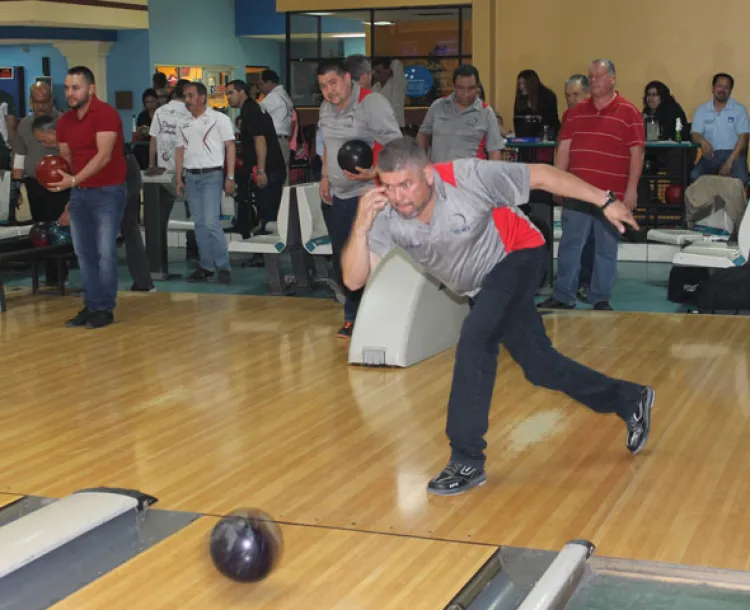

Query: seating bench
left=0, top=243, right=76, bottom=312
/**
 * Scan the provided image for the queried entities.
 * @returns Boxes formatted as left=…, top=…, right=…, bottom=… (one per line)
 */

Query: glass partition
left=286, top=6, right=471, bottom=107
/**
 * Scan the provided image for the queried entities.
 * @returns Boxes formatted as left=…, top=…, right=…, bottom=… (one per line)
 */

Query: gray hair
left=345, top=54, right=372, bottom=81
left=590, top=58, right=616, bottom=76
left=376, top=137, right=430, bottom=172
left=565, top=74, right=590, bottom=90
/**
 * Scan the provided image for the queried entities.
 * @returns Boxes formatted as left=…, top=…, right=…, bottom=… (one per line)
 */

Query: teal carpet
left=3, top=248, right=687, bottom=314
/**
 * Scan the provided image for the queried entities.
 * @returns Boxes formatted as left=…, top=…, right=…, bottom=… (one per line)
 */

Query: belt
left=185, top=166, right=222, bottom=174
left=278, top=135, right=290, bottom=139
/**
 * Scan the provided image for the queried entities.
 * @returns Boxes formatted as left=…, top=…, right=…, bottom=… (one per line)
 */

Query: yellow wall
left=493, top=0, right=750, bottom=127
left=0, top=1, right=148, bottom=29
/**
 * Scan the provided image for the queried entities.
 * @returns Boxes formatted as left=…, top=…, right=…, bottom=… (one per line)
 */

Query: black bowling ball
left=338, top=139, right=374, bottom=174
left=209, top=508, right=284, bottom=583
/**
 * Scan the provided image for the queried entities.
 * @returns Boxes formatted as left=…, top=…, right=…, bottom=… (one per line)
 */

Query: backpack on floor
left=695, top=265, right=750, bottom=312
left=667, top=266, right=710, bottom=304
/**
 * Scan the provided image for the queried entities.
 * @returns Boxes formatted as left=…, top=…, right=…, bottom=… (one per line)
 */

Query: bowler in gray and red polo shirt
left=341, top=137, right=654, bottom=496
left=540, top=59, right=645, bottom=311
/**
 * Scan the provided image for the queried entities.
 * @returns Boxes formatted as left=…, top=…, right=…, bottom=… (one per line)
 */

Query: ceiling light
left=331, top=33, right=367, bottom=38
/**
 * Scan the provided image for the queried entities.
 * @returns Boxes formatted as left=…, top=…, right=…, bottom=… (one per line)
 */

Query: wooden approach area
left=2, top=289, right=750, bottom=607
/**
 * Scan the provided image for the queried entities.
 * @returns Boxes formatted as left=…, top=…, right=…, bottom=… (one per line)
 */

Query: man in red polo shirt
left=48, top=65, right=127, bottom=329
left=540, top=59, right=644, bottom=311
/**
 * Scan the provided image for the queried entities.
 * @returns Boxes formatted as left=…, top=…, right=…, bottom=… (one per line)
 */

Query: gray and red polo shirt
left=367, top=158, right=543, bottom=297
left=418, top=94, right=505, bottom=163
left=318, top=83, right=402, bottom=200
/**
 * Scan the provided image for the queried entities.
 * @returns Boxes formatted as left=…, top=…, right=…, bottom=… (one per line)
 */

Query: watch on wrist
left=602, top=190, right=616, bottom=210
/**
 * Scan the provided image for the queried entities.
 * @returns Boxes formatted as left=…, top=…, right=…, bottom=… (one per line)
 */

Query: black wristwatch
left=602, top=190, right=617, bottom=210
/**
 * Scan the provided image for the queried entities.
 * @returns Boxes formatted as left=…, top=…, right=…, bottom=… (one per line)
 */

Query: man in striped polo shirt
left=540, top=59, right=644, bottom=311
left=342, top=137, right=654, bottom=496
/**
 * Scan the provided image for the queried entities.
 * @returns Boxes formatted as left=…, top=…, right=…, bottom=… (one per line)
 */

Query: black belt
left=185, top=166, right=222, bottom=174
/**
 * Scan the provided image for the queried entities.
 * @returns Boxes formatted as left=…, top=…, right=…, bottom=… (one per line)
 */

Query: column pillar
left=53, top=42, right=114, bottom=102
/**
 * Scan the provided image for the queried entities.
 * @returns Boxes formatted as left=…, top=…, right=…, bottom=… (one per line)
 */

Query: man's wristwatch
left=602, top=190, right=616, bottom=210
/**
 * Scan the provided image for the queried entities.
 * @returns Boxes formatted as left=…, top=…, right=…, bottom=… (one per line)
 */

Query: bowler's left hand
left=47, top=171, right=74, bottom=192
left=343, top=166, right=376, bottom=182
left=603, top=200, right=639, bottom=234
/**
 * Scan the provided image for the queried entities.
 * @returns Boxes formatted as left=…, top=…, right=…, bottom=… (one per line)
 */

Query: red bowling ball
left=665, top=184, right=683, bottom=205
left=36, top=155, right=71, bottom=190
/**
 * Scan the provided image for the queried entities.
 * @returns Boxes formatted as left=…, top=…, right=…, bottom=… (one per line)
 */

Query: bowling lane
left=51, top=517, right=495, bottom=610
left=0, top=494, right=23, bottom=509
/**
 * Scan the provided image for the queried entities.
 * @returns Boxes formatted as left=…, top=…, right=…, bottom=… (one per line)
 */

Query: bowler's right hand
left=354, top=187, right=388, bottom=235
left=320, top=176, right=332, bottom=205
left=176, top=178, right=184, bottom=196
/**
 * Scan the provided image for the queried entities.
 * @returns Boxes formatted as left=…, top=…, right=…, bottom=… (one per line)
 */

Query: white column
left=53, top=42, right=114, bottom=102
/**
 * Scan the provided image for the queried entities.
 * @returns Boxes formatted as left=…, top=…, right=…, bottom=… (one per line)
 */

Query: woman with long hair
left=642, top=80, right=688, bottom=140
left=641, top=80, right=693, bottom=189
left=513, top=69, right=560, bottom=139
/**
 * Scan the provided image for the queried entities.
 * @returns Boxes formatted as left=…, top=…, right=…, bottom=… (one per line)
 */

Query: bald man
left=12, top=81, right=68, bottom=286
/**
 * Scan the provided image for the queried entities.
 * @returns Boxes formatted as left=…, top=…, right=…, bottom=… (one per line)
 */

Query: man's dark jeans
left=447, top=246, right=644, bottom=468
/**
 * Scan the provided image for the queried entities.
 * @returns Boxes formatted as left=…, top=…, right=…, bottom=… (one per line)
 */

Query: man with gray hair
left=12, top=82, right=67, bottom=284
left=17, top=108, right=69, bottom=286
left=345, top=55, right=372, bottom=89
left=561, top=73, right=594, bottom=301
left=341, top=136, right=654, bottom=496
left=563, top=74, right=590, bottom=113
left=540, top=59, right=644, bottom=311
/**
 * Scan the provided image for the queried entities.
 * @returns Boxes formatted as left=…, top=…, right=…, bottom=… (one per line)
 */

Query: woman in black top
left=641, top=80, right=693, bottom=188
left=642, top=80, right=688, bottom=140
left=513, top=69, right=560, bottom=140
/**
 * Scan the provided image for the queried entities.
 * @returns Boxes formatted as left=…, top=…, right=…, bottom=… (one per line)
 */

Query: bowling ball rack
left=0, top=241, right=75, bottom=313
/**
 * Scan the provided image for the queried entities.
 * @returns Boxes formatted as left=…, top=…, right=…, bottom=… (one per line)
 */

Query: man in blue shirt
left=690, top=73, right=749, bottom=184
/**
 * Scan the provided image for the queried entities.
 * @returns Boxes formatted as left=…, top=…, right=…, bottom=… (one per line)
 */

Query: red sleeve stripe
left=433, top=162, right=457, bottom=186
left=476, top=135, right=487, bottom=159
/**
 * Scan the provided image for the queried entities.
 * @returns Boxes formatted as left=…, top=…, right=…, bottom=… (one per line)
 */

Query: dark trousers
left=579, top=230, right=595, bottom=290
left=253, top=169, right=286, bottom=231
left=447, top=246, right=644, bottom=469
left=322, top=194, right=362, bottom=322
left=25, top=177, right=70, bottom=283
left=121, top=194, right=153, bottom=290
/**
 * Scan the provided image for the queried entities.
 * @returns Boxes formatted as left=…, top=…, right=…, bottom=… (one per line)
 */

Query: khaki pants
left=685, top=175, right=747, bottom=231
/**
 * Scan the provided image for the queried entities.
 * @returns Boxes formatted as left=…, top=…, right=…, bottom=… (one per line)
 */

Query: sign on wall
left=405, top=65, right=434, bottom=98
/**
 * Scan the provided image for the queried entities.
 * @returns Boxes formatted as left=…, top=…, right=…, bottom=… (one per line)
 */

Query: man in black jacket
left=226, top=79, right=286, bottom=236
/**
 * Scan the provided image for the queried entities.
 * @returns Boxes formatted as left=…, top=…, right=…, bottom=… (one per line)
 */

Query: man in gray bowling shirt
left=417, top=64, right=504, bottom=163
left=341, top=137, right=655, bottom=496
left=317, top=59, right=402, bottom=338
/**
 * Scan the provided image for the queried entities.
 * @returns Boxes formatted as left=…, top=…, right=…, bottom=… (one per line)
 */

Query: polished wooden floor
left=0, top=493, right=22, bottom=510
left=53, top=519, right=494, bottom=610
left=3, top=289, right=750, bottom=606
